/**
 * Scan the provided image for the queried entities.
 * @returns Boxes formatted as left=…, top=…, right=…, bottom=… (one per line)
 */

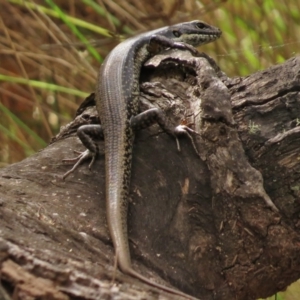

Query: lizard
left=63, top=20, right=222, bottom=299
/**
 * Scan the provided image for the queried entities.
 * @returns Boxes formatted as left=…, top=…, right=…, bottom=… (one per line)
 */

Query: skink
left=64, top=20, right=221, bottom=299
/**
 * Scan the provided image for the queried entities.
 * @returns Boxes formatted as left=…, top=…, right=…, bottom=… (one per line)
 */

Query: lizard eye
left=196, top=22, right=206, bottom=29
left=173, top=30, right=181, bottom=37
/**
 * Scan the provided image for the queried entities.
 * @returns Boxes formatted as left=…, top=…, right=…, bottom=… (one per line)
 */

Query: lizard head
left=169, top=20, right=222, bottom=47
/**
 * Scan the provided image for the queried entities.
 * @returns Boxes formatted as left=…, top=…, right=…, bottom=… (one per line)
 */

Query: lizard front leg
left=148, top=35, right=199, bottom=56
left=130, top=107, right=200, bottom=156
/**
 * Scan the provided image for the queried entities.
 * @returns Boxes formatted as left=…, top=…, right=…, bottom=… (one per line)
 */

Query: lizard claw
left=174, top=125, right=200, bottom=157
left=62, top=150, right=96, bottom=180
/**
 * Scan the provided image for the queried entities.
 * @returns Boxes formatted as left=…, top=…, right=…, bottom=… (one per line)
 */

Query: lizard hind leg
left=62, top=124, right=104, bottom=179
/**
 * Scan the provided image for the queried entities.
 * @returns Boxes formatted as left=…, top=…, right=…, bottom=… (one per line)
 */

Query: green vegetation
left=1, top=0, right=298, bottom=166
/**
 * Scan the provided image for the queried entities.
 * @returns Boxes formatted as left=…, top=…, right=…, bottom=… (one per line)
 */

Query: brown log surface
left=1, top=50, right=300, bottom=300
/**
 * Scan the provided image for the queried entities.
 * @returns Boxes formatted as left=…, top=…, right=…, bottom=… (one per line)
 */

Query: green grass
left=0, top=0, right=300, bottom=298
left=0, top=0, right=299, bottom=167
left=0, top=75, right=89, bottom=98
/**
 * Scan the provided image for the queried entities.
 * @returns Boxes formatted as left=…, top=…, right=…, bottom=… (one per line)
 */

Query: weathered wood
left=1, top=50, right=300, bottom=300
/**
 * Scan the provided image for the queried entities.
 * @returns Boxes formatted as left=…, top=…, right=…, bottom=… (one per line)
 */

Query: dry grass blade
left=0, top=15, right=53, bottom=137
left=0, top=0, right=299, bottom=175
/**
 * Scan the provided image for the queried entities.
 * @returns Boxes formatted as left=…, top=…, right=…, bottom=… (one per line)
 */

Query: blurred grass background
left=0, top=0, right=299, bottom=299
left=1, top=0, right=299, bottom=165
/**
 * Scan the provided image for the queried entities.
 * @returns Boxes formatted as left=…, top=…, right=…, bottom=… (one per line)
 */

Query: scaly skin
left=96, top=20, right=221, bottom=299
left=66, top=20, right=222, bottom=299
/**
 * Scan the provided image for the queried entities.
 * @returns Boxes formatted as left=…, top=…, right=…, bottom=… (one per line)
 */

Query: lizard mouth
left=182, top=32, right=222, bottom=46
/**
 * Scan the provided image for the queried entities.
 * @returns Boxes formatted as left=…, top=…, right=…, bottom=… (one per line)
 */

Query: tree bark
left=1, top=49, right=300, bottom=300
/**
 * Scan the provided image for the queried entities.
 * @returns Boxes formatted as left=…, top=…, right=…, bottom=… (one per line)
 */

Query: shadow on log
left=1, top=49, right=300, bottom=300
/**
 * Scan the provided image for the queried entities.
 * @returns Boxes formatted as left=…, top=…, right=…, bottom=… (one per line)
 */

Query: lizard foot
left=174, top=125, right=200, bottom=157
left=62, top=149, right=96, bottom=180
